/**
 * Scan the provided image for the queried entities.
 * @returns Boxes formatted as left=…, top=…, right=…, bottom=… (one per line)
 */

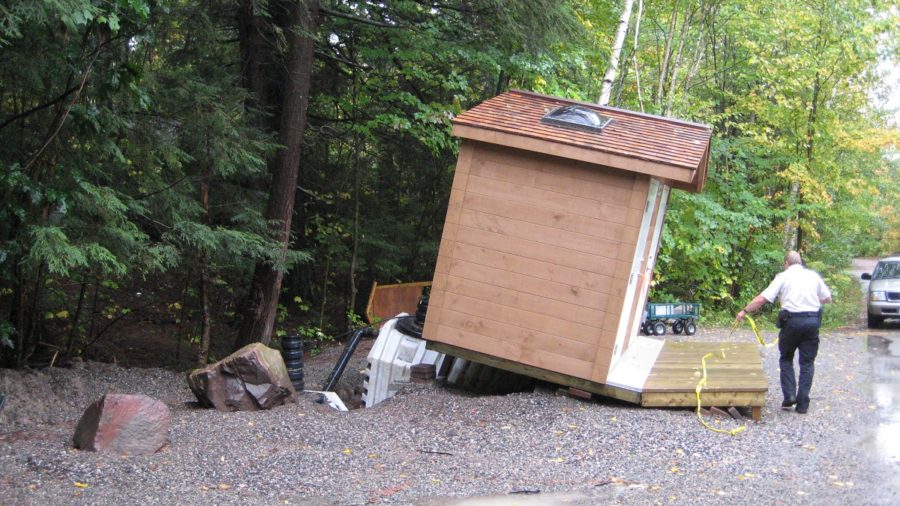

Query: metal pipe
left=323, top=326, right=376, bottom=392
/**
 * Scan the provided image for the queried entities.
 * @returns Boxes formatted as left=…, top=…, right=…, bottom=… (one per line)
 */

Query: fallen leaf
left=548, top=457, right=564, bottom=463
left=217, top=483, right=230, bottom=490
left=738, top=473, right=755, bottom=480
left=343, top=448, right=352, bottom=455
left=73, top=482, right=89, bottom=489
left=610, top=416, right=617, bottom=422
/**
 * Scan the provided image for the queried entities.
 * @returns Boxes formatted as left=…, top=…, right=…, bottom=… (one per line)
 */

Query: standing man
left=736, top=251, right=832, bottom=414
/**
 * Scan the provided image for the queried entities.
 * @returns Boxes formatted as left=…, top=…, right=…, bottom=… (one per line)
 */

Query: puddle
left=863, top=334, right=900, bottom=466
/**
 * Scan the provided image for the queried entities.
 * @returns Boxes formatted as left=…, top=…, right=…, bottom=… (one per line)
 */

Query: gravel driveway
left=1, top=318, right=898, bottom=505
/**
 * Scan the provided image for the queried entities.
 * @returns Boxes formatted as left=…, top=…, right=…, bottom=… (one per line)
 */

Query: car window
left=872, top=261, right=900, bottom=280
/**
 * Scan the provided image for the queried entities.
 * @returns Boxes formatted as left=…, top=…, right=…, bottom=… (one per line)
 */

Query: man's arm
left=736, top=294, right=769, bottom=322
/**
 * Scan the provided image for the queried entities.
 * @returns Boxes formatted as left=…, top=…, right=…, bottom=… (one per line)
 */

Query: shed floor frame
left=426, top=336, right=767, bottom=421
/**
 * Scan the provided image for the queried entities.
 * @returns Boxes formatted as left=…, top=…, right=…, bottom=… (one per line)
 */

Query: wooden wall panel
left=424, top=141, right=643, bottom=382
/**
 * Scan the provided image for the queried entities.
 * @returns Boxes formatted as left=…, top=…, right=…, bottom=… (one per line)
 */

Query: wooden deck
left=638, top=339, right=768, bottom=420
left=428, top=336, right=768, bottom=420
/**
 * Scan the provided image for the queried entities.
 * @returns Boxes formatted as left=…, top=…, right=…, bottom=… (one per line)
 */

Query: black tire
left=640, top=322, right=650, bottom=335
left=684, top=321, right=697, bottom=336
left=653, top=321, right=667, bottom=336
left=868, top=313, right=883, bottom=329
left=672, top=321, right=684, bottom=334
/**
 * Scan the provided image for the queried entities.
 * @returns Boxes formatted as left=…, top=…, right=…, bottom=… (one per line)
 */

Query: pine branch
left=319, top=6, right=408, bottom=28
left=0, top=84, right=81, bottom=131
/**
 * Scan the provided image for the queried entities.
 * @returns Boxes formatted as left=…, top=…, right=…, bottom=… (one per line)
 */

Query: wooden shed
left=421, top=91, right=768, bottom=413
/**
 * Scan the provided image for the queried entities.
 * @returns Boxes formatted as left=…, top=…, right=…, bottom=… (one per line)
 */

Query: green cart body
left=641, top=302, right=701, bottom=336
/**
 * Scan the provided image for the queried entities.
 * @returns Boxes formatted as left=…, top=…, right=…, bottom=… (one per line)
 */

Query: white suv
left=861, top=256, right=900, bottom=328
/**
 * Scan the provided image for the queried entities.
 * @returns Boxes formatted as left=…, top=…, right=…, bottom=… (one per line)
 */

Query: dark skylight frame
left=540, top=105, right=613, bottom=133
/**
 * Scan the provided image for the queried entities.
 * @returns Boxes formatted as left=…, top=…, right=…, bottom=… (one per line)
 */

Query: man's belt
left=787, top=311, right=820, bottom=318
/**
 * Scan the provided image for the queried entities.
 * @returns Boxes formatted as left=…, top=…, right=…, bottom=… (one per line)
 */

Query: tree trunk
left=632, top=0, right=645, bottom=112
left=663, top=5, right=695, bottom=116
left=235, top=0, right=320, bottom=349
left=197, top=159, right=212, bottom=366
left=655, top=3, right=679, bottom=106
left=784, top=71, right=821, bottom=252
left=598, top=0, right=635, bottom=106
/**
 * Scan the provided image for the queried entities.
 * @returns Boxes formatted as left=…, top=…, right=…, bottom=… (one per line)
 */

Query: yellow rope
left=745, top=314, right=778, bottom=348
left=694, top=350, right=747, bottom=435
left=694, top=314, right=775, bottom=435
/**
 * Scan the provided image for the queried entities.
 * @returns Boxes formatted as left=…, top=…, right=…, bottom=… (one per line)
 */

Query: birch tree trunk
left=632, top=0, right=645, bottom=111
left=598, top=0, right=635, bottom=106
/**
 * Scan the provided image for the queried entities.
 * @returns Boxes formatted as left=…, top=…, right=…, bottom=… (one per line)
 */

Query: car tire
left=867, top=313, right=883, bottom=329
left=672, top=321, right=684, bottom=334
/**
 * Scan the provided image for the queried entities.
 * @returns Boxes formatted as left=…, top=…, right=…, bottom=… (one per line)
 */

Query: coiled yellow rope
left=694, top=314, right=776, bottom=435
left=694, top=350, right=747, bottom=435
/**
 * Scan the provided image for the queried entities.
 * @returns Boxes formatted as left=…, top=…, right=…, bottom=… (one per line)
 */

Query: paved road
left=852, top=257, right=900, bottom=471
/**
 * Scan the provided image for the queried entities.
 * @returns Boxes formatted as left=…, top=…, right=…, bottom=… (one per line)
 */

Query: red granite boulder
left=187, top=342, right=295, bottom=411
left=73, top=394, right=170, bottom=455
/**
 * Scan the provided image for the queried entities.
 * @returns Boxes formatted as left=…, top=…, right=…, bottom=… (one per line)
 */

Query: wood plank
left=461, top=192, right=640, bottom=243
left=454, top=226, right=626, bottom=279
left=444, top=257, right=609, bottom=310
left=439, top=291, right=603, bottom=345
left=433, top=324, right=598, bottom=378
left=459, top=208, right=622, bottom=258
left=365, top=281, right=431, bottom=325
left=464, top=174, right=636, bottom=225
left=442, top=274, right=608, bottom=329
left=438, top=306, right=598, bottom=359
left=426, top=341, right=628, bottom=402
left=476, top=143, right=637, bottom=191
left=448, top=241, right=616, bottom=295
left=471, top=157, right=635, bottom=208
left=642, top=341, right=768, bottom=393
left=641, top=391, right=766, bottom=408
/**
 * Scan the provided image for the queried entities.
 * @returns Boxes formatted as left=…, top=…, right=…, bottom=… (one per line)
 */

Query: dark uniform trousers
left=778, top=313, right=821, bottom=409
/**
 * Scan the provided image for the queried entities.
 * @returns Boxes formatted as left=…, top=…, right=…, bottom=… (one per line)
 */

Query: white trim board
left=605, top=336, right=665, bottom=392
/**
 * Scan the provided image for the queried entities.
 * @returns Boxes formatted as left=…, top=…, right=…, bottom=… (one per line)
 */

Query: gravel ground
left=1, top=323, right=898, bottom=506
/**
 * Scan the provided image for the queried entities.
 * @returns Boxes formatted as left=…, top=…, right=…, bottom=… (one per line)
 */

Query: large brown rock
left=187, top=342, right=295, bottom=411
left=73, top=394, right=170, bottom=455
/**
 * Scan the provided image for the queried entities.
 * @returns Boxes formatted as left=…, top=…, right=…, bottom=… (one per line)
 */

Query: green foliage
left=1, top=0, right=895, bottom=367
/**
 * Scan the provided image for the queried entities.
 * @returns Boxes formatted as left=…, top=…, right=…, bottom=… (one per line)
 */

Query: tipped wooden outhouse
left=421, top=91, right=766, bottom=417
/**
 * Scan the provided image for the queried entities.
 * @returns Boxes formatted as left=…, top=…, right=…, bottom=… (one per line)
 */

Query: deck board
left=425, top=337, right=768, bottom=417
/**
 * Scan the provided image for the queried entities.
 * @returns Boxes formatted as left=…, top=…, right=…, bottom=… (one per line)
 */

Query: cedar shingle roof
left=451, top=90, right=712, bottom=192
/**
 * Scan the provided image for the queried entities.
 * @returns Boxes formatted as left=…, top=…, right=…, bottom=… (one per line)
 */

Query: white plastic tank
left=362, top=314, right=444, bottom=408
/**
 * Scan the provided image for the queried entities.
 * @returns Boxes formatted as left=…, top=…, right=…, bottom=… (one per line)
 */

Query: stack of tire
left=281, top=334, right=304, bottom=392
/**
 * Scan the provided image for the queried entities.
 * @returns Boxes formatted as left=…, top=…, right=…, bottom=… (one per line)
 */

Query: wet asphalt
left=855, top=258, right=900, bottom=470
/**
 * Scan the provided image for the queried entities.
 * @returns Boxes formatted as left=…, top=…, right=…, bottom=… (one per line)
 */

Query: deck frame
left=427, top=337, right=767, bottom=421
